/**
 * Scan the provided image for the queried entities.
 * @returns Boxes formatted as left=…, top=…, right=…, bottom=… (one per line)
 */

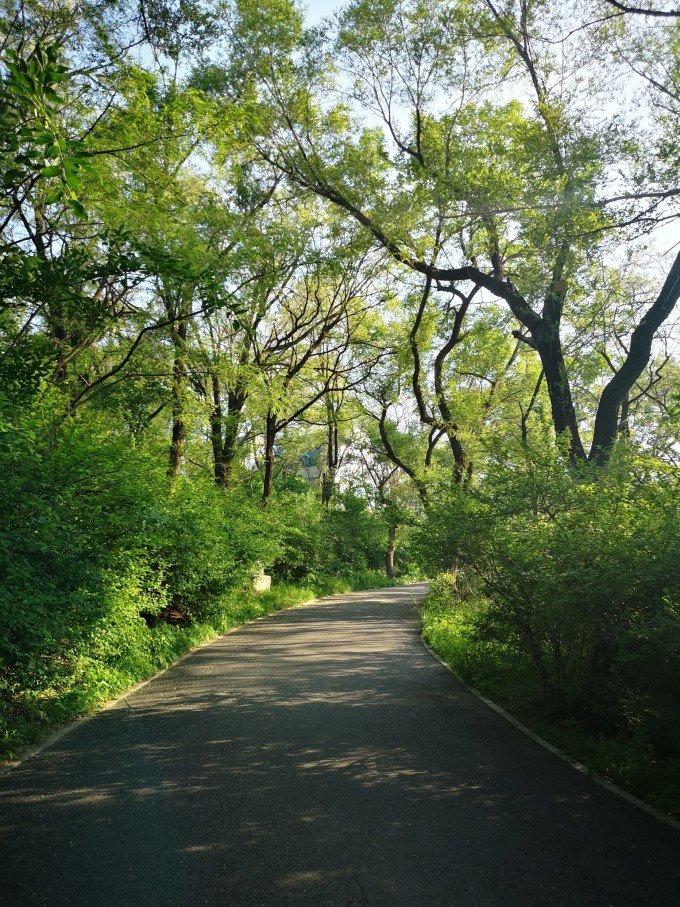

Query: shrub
left=416, top=443, right=680, bottom=748
left=0, top=405, right=275, bottom=757
left=266, top=489, right=388, bottom=582
left=152, top=478, right=273, bottom=622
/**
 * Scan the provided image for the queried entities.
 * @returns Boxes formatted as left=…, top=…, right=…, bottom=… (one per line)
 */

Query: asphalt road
left=1, top=584, right=679, bottom=906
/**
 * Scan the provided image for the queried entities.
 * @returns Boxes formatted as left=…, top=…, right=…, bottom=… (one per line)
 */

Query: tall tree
left=231, top=0, right=680, bottom=464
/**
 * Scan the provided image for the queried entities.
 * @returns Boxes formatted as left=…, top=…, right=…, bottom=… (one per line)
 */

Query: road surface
left=1, top=584, right=679, bottom=905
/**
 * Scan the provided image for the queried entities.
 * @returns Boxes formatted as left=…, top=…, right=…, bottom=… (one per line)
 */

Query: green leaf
left=41, top=165, right=62, bottom=178
left=43, top=67, right=69, bottom=84
left=14, top=72, right=36, bottom=92
left=75, top=158, right=96, bottom=173
left=68, top=198, right=87, bottom=220
left=3, top=168, right=24, bottom=186
left=65, top=171, right=81, bottom=192
left=43, top=90, right=64, bottom=106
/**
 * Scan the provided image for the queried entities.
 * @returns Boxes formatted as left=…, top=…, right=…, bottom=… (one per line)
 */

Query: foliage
left=0, top=401, right=266, bottom=755
left=266, top=488, right=391, bottom=582
left=1, top=0, right=680, bottom=819
left=0, top=405, right=396, bottom=761
left=0, top=38, right=91, bottom=217
left=420, top=572, right=680, bottom=817
left=152, top=478, right=274, bottom=622
left=417, top=444, right=680, bottom=813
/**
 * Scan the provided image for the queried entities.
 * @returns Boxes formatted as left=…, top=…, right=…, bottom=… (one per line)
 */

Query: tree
left=250, top=247, right=383, bottom=500
left=232, top=0, right=680, bottom=464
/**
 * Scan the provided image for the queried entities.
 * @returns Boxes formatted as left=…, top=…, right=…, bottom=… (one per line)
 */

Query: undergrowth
left=420, top=573, right=680, bottom=819
left=1, top=570, right=394, bottom=763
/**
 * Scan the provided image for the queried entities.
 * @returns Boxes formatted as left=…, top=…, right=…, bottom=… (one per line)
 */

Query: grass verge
left=1, top=570, right=395, bottom=765
left=419, top=576, right=680, bottom=819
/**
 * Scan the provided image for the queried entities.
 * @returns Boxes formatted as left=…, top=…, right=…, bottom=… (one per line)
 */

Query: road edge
left=1, top=584, right=422, bottom=776
left=419, top=635, right=680, bottom=834
left=0, top=589, right=335, bottom=775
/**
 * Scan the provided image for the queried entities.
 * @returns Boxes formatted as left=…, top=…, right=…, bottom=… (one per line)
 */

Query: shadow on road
left=2, top=586, right=679, bottom=906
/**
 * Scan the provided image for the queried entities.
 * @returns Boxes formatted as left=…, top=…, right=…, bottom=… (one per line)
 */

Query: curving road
left=1, top=584, right=679, bottom=906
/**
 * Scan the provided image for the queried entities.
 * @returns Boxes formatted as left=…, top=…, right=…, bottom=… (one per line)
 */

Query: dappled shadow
left=1, top=585, right=679, bottom=906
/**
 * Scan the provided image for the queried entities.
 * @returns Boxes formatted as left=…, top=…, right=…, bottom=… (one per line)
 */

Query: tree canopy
left=1, top=0, right=679, bottom=811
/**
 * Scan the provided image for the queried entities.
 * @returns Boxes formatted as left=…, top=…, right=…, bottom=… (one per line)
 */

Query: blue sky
left=304, top=0, right=344, bottom=25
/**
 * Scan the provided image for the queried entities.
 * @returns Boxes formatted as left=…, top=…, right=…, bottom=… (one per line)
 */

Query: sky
left=304, top=0, right=344, bottom=25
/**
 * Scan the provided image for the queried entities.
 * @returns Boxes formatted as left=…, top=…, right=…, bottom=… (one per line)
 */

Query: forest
left=1, top=0, right=679, bottom=814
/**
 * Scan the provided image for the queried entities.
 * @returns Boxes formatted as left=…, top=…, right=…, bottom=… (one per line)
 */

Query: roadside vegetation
left=2, top=0, right=680, bottom=815
left=1, top=411, right=403, bottom=759
left=2, top=570, right=393, bottom=762
left=418, top=442, right=680, bottom=817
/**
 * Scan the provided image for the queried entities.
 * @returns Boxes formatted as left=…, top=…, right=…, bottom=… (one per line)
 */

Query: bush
left=0, top=406, right=160, bottom=669
left=0, top=398, right=405, bottom=762
left=0, top=405, right=275, bottom=758
left=266, top=490, right=325, bottom=582
left=321, top=491, right=387, bottom=576
left=266, top=489, right=388, bottom=582
left=151, top=478, right=273, bottom=622
left=416, top=443, right=680, bottom=748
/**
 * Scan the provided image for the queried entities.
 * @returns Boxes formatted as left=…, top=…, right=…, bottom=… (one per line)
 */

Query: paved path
left=1, top=584, right=679, bottom=906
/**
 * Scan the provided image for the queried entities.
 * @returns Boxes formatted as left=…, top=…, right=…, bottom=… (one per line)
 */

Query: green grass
left=0, top=572, right=396, bottom=764
left=419, top=578, right=680, bottom=819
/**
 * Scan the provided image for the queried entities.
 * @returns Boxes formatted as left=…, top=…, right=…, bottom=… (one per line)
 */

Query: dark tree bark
left=432, top=262, right=589, bottom=462
left=520, top=370, right=544, bottom=443
left=619, top=394, right=631, bottom=438
left=321, top=417, right=339, bottom=505
left=262, top=410, right=278, bottom=502
left=589, top=250, right=680, bottom=462
left=385, top=524, right=396, bottom=579
left=378, top=405, right=429, bottom=504
left=221, top=387, right=247, bottom=485
left=533, top=329, right=586, bottom=462
left=168, top=314, right=188, bottom=482
left=210, top=371, right=225, bottom=484
left=208, top=370, right=248, bottom=487
left=601, top=1, right=680, bottom=17
left=409, top=274, right=470, bottom=482
left=433, top=325, right=469, bottom=482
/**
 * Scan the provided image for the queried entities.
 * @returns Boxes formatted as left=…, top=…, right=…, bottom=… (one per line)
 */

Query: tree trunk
left=321, top=419, right=339, bottom=505
left=535, top=331, right=586, bottom=463
left=262, top=411, right=277, bottom=502
left=589, top=250, right=680, bottom=463
left=618, top=394, right=630, bottom=438
left=221, top=388, right=246, bottom=486
left=168, top=317, right=188, bottom=482
left=385, top=524, right=396, bottom=579
left=210, top=372, right=226, bottom=485
left=433, top=303, right=470, bottom=483
left=436, top=392, right=467, bottom=483
left=378, top=406, right=428, bottom=504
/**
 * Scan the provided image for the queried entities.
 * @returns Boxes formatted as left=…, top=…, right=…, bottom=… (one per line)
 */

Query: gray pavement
left=1, top=583, right=679, bottom=906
